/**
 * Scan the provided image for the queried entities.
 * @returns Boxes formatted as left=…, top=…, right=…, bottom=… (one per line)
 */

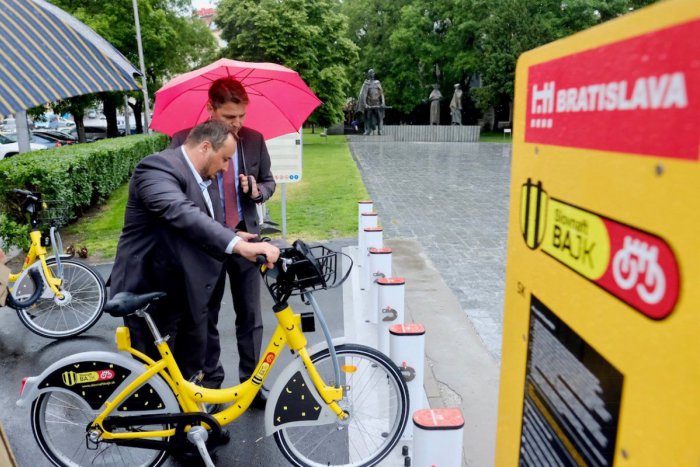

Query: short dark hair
left=184, top=120, right=232, bottom=151
left=209, top=77, right=249, bottom=109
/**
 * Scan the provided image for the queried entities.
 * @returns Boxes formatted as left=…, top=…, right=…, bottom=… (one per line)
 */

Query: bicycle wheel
left=15, top=258, right=106, bottom=338
left=32, top=390, right=171, bottom=467
left=274, top=344, right=409, bottom=467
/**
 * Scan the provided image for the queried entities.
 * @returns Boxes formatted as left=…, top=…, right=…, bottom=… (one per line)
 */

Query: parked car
left=0, top=118, right=17, bottom=133
left=33, top=129, right=78, bottom=146
left=34, top=114, right=76, bottom=132
left=69, top=126, right=111, bottom=141
left=0, top=134, right=47, bottom=160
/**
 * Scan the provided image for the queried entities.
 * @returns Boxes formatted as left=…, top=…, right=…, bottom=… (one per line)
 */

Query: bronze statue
left=450, top=84, right=463, bottom=126
left=428, top=84, right=442, bottom=125
left=357, top=69, right=386, bottom=135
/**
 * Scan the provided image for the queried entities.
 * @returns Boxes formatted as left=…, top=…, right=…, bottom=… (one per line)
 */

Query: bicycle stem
left=305, top=292, right=341, bottom=389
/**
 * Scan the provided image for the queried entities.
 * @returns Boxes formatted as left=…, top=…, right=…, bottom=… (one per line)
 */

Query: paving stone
left=349, top=139, right=512, bottom=360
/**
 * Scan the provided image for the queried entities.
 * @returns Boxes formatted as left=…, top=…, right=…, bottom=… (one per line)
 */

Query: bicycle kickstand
left=187, top=426, right=216, bottom=467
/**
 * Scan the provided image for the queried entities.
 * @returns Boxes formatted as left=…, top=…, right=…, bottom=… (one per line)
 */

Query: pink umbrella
left=150, top=58, right=322, bottom=140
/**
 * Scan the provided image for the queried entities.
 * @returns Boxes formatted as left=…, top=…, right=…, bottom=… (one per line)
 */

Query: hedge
left=0, top=133, right=169, bottom=250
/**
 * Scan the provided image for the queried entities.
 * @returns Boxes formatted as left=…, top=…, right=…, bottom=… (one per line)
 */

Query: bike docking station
left=497, top=1, right=700, bottom=465
left=340, top=200, right=466, bottom=466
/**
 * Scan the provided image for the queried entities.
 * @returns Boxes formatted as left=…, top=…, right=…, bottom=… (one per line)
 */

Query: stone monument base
left=382, top=125, right=480, bottom=142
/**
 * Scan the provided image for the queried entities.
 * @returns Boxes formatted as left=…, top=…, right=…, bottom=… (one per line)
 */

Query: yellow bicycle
left=4, top=189, right=106, bottom=338
left=18, top=240, right=409, bottom=466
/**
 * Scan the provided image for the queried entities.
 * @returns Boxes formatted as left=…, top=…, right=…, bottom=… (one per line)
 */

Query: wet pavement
left=348, top=138, right=512, bottom=360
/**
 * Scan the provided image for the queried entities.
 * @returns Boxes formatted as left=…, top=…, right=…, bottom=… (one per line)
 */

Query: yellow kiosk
left=498, top=0, right=699, bottom=465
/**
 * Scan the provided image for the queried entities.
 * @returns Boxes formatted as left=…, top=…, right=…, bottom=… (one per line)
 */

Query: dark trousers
left=206, top=254, right=263, bottom=385
left=124, top=290, right=209, bottom=383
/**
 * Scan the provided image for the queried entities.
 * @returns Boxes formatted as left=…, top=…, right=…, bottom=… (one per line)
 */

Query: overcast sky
left=191, top=0, right=218, bottom=9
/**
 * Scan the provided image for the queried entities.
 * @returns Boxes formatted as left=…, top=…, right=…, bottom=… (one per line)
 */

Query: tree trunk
left=102, top=96, right=119, bottom=138
left=73, top=113, right=87, bottom=143
left=129, top=99, right=144, bottom=134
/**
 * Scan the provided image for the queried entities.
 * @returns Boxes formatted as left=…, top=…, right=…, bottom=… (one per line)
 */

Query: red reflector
left=20, top=377, right=28, bottom=396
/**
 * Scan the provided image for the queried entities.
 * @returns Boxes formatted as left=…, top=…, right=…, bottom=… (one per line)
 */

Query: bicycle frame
left=90, top=298, right=346, bottom=444
left=8, top=229, right=63, bottom=299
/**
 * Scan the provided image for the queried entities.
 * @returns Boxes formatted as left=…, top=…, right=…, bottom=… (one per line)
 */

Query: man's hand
left=236, top=231, right=258, bottom=241
left=233, top=240, right=280, bottom=268
left=239, top=174, right=260, bottom=198
left=0, top=248, right=6, bottom=265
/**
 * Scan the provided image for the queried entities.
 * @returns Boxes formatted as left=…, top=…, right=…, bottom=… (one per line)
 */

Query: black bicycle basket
left=263, top=240, right=352, bottom=302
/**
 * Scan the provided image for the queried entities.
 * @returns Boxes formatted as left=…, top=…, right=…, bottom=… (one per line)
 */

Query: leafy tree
left=217, top=0, right=359, bottom=127
left=474, top=0, right=660, bottom=123
left=47, top=0, right=218, bottom=134
left=384, top=0, right=486, bottom=122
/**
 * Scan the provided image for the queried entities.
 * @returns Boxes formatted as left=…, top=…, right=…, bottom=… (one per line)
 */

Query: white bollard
left=367, top=247, right=391, bottom=322
left=412, top=408, right=465, bottom=466
left=389, top=322, right=424, bottom=441
left=362, top=229, right=384, bottom=291
left=358, top=212, right=378, bottom=273
left=376, top=275, right=403, bottom=341
left=357, top=200, right=373, bottom=240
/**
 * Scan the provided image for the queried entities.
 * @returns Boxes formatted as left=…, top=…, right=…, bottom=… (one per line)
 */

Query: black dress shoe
left=251, top=388, right=268, bottom=410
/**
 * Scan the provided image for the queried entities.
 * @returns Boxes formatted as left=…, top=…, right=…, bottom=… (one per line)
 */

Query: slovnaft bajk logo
left=520, top=179, right=680, bottom=319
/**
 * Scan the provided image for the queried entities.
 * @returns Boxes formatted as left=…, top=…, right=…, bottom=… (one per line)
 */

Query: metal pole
left=14, top=110, right=31, bottom=154
left=123, top=95, right=131, bottom=135
left=281, top=184, right=287, bottom=241
left=132, top=0, right=151, bottom=133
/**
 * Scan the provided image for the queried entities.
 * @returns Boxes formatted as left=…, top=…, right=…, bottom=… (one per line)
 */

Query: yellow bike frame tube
left=95, top=359, right=175, bottom=440
left=276, top=304, right=307, bottom=350
left=25, top=230, right=64, bottom=297
left=180, top=323, right=291, bottom=425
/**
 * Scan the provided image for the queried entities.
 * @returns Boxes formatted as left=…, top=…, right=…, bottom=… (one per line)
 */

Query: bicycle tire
left=15, top=258, right=106, bottom=339
left=32, top=389, right=171, bottom=467
left=274, top=344, right=409, bottom=467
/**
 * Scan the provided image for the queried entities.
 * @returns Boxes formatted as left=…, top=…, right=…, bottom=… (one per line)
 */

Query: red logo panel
left=526, top=19, right=700, bottom=160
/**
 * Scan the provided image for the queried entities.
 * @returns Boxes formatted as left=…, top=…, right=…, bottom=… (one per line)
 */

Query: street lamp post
left=132, top=0, right=151, bottom=133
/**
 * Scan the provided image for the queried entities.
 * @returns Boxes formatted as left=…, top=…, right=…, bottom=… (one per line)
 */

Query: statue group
left=356, top=69, right=386, bottom=135
left=356, top=70, right=464, bottom=131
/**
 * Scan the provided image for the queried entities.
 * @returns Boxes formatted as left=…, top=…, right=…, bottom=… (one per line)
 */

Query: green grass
left=479, top=131, right=513, bottom=143
left=62, top=133, right=368, bottom=260
left=62, top=183, right=130, bottom=261
left=266, top=132, right=368, bottom=242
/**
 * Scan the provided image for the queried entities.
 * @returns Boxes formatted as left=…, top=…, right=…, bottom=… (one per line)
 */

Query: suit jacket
left=109, top=147, right=236, bottom=320
left=170, top=126, right=276, bottom=234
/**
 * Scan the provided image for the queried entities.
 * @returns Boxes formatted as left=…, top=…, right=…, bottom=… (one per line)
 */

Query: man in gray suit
left=110, top=120, right=279, bottom=383
left=170, top=78, right=275, bottom=404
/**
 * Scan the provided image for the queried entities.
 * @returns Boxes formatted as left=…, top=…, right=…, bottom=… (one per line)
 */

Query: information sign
left=497, top=1, right=700, bottom=465
left=266, top=130, right=302, bottom=183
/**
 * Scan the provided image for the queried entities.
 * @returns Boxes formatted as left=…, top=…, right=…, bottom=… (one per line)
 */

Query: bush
left=0, top=133, right=169, bottom=250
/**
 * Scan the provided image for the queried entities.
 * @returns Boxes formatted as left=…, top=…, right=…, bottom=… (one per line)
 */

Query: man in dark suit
left=170, top=78, right=275, bottom=404
left=110, top=120, right=279, bottom=383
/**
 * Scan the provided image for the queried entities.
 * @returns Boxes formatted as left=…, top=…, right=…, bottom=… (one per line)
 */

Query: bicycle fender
left=14, top=262, right=54, bottom=300
left=264, top=337, right=348, bottom=436
left=47, top=254, right=74, bottom=261
left=17, top=351, right=178, bottom=415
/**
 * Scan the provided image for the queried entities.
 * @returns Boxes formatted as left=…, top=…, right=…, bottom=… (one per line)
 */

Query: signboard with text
left=497, top=1, right=700, bottom=465
left=266, top=130, right=302, bottom=183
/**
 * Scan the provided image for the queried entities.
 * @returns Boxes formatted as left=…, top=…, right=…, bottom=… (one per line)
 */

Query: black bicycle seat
left=104, top=291, right=167, bottom=317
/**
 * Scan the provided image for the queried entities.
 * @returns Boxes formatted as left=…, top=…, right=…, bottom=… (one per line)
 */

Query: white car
left=0, top=134, right=47, bottom=160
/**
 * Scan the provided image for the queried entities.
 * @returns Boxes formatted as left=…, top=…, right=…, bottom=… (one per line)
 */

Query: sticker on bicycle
left=520, top=179, right=680, bottom=319
left=253, top=352, right=276, bottom=385
left=62, top=369, right=116, bottom=387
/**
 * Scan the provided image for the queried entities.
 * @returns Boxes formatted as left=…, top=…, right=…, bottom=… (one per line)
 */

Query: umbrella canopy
left=0, top=0, right=141, bottom=117
left=151, top=58, right=322, bottom=140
